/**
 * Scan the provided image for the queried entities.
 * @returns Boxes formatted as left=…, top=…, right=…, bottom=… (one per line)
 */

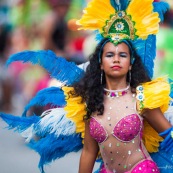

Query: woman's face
left=101, top=42, right=131, bottom=79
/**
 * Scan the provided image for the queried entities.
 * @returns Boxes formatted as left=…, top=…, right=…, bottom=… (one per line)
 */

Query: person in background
left=0, top=7, right=13, bottom=113
left=41, top=0, right=72, bottom=57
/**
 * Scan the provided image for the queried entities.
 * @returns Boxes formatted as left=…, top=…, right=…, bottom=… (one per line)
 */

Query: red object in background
left=73, top=37, right=85, bottom=51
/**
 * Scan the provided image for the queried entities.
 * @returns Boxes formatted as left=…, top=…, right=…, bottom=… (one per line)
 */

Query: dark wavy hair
left=73, top=38, right=151, bottom=119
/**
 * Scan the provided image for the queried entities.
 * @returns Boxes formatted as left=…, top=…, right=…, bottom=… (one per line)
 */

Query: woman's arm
left=142, top=107, right=172, bottom=133
left=78, top=120, right=99, bottom=173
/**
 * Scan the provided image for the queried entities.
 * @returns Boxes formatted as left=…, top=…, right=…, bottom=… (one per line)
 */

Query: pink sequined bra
left=89, top=114, right=142, bottom=143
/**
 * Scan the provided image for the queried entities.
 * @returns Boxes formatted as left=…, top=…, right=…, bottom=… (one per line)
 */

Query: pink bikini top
left=89, top=114, right=142, bottom=143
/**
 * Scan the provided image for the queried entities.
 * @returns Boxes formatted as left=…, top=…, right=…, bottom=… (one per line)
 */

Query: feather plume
left=6, top=50, right=84, bottom=86
left=141, top=77, right=170, bottom=113
left=127, top=0, right=160, bottom=39
left=30, top=133, right=82, bottom=173
left=153, top=2, right=170, bottom=22
left=110, top=0, right=130, bottom=11
left=0, top=112, right=40, bottom=132
left=22, top=87, right=66, bottom=117
left=62, top=87, right=86, bottom=138
left=132, top=35, right=156, bottom=78
left=95, top=30, right=104, bottom=42
left=35, top=108, right=76, bottom=137
left=169, top=78, right=173, bottom=98
left=143, top=35, right=156, bottom=78
left=0, top=108, right=83, bottom=173
left=77, top=0, right=115, bottom=32
left=28, top=108, right=83, bottom=173
left=151, top=150, right=173, bottom=172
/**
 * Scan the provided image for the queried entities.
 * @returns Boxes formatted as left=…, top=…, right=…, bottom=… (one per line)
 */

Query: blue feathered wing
left=0, top=50, right=85, bottom=172
left=0, top=108, right=83, bottom=173
left=6, top=50, right=84, bottom=86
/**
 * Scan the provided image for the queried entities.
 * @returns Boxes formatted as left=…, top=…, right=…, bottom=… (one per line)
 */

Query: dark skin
left=143, top=108, right=172, bottom=133
left=78, top=42, right=172, bottom=173
left=78, top=121, right=99, bottom=173
left=79, top=109, right=172, bottom=173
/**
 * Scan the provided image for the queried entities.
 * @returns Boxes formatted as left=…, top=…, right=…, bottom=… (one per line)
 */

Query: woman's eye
left=106, top=53, right=114, bottom=58
left=120, top=53, right=128, bottom=58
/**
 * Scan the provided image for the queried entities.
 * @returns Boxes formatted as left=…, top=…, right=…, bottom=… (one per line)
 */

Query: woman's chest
left=89, top=94, right=143, bottom=143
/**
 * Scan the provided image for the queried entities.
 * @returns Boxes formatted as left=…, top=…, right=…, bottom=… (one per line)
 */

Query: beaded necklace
left=104, top=85, right=130, bottom=98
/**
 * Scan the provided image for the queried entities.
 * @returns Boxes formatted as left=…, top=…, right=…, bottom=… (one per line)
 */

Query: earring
left=129, top=70, right=131, bottom=84
left=101, top=70, right=103, bottom=85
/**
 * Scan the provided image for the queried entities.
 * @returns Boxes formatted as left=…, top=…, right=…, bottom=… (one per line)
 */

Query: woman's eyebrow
left=104, top=50, right=129, bottom=54
left=105, top=51, right=114, bottom=53
left=119, top=52, right=128, bottom=54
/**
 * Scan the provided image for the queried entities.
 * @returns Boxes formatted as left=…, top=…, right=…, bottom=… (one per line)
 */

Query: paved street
left=0, top=120, right=99, bottom=173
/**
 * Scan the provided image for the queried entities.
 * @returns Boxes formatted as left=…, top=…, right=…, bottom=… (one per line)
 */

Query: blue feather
left=0, top=112, right=40, bottom=132
left=153, top=2, right=170, bottom=22
left=0, top=108, right=83, bottom=173
left=22, top=87, right=66, bottom=117
left=95, top=30, right=104, bottom=43
left=29, top=133, right=83, bottom=173
left=110, top=0, right=130, bottom=11
left=150, top=150, right=173, bottom=173
left=6, top=50, right=84, bottom=86
left=168, top=78, right=173, bottom=98
left=144, top=35, right=156, bottom=78
left=27, top=109, right=83, bottom=173
left=94, top=159, right=103, bottom=173
left=132, top=35, right=156, bottom=78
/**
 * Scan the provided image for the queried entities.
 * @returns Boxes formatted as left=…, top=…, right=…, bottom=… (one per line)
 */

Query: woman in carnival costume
left=0, top=0, right=173, bottom=173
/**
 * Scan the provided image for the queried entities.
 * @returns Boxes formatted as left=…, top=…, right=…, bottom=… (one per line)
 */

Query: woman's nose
left=113, top=55, right=120, bottom=63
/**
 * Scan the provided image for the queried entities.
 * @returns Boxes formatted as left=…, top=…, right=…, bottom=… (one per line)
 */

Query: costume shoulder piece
left=136, top=77, right=172, bottom=154
left=136, top=77, right=171, bottom=114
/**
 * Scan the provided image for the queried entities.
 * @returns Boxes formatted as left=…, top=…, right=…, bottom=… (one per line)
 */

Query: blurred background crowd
left=0, top=0, right=173, bottom=115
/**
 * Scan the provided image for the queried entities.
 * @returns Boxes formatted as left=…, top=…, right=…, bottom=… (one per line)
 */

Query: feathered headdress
left=77, top=0, right=170, bottom=78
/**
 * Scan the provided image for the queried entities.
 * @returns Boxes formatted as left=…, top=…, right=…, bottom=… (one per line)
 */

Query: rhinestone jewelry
left=104, top=85, right=130, bottom=98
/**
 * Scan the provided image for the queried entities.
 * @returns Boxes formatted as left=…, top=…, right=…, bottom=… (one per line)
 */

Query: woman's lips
left=111, top=65, right=121, bottom=70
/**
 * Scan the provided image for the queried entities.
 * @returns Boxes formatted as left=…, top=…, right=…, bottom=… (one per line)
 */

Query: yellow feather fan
left=77, top=0, right=160, bottom=42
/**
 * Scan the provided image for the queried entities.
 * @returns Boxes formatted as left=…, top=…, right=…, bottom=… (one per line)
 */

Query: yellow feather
left=127, top=0, right=153, bottom=18
left=62, top=87, right=86, bottom=139
left=127, top=0, right=160, bottom=38
left=77, top=0, right=115, bottom=31
left=142, top=120, right=163, bottom=153
left=142, top=77, right=170, bottom=113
